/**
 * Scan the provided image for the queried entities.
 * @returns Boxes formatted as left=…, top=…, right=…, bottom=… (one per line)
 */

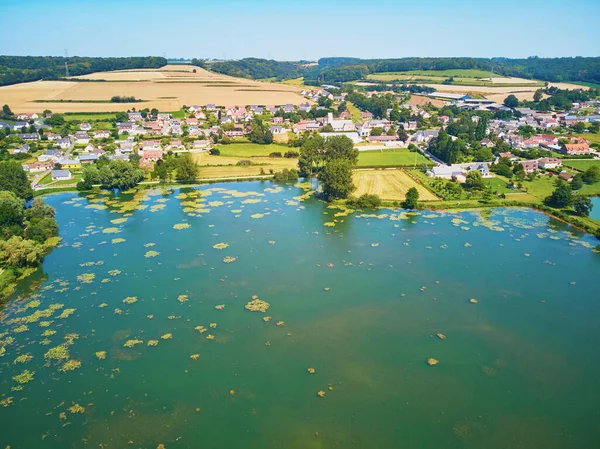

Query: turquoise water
left=0, top=181, right=599, bottom=449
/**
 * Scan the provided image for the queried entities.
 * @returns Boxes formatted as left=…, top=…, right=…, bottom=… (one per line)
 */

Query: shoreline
left=31, top=176, right=600, bottom=238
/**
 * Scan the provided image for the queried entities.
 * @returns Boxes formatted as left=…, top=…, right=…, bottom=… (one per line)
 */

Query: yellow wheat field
left=1, top=65, right=309, bottom=113
left=352, top=170, right=438, bottom=201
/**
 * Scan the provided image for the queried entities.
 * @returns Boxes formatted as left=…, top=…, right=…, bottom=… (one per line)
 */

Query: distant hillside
left=0, top=56, right=167, bottom=86
left=303, top=56, right=600, bottom=85
left=195, top=56, right=600, bottom=86
left=191, top=58, right=306, bottom=81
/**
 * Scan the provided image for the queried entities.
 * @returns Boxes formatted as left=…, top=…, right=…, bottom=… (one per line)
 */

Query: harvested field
left=192, top=153, right=298, bottom=178
left=407, top=95, right=446, bottom=108
left=1, top=65, right=308, bottom=113
left=352, top=169, right=438, bottom=201
left=423, top=81, right=586, bottom=102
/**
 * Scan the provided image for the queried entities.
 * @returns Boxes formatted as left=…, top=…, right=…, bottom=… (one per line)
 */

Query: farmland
left=214, top=143, right=290, bottom=157
left=357, top=149, right=432, bottom=168
left=561, top=159, right=600, bottom=171
left=191, top=153, right=297, bottom=178
left=0, top=65, right=308, bottom=113
left=352, top=169, right=438, bottom=201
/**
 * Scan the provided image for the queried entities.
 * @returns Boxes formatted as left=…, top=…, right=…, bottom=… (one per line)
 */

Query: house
left=157, top=113, right=172, bottom=121
left=51, top=169, right=72, bottom=181
left=360, top=112, right=373, bottom=120
left=119, top=142, right=134, bottom=153
left=79, top=154, right=101, bottom=164
left=519, top=160, right=539, bottom=174
left=16, top=112, right=38, bottom=120
left=142, top=149, right=163, bottom=162
left=413, top=129, right=439, bottom=144
left=498, top=152, right=516, bottom=161
left=18, top=133, right=39, bottom=141
left=193, top=140, right=210, bottom=149
left=55, top=138, right=71, bottom=149
left=480, top=138, right=494, bottom=147
left=269, top=126, right=284, bottom=135
left=94, top=130, right=111, bottom=139
left=224, top=130, right=244, bottom=138
left=326, top=112, right=355, bottom=132
left=24, top=161, right=54, bottom=172
left=439, top=115, right=450, bottom=124
left=13, top=144, right=30, bottom=154
left=13, top=121, right=27, bottom=131
left=428, top=165, right=464, bottom=181
left=128, top=112, right=143, bottom=122
left=57, top=159, right=81, bottom=169
left=537, top=158, right=562, bottom=170
left=273, top=117, right=284, bottom=124
left=80, top=122, right=92, bottom=131
left=319, top=132, right=361, bottom=144
left=403, top=121, right=418, bottom=131
left=562, top=143, right=591, bottom=155
left=205, top=104, right=217, bottom=111
left=462, top=162, right=491, bottom=178
left=559, top=171, right=573, bottom=182
left=45, top=132, right=62, bottom=141
left=45, top=148, right=63, bottom=159
left=140, top=140, right=161, bottom=151
left=299, top=103, right=311, bottom=113
left=74, top=131, right=90, bottom=145
left=367, top=135, right=398, bottom=143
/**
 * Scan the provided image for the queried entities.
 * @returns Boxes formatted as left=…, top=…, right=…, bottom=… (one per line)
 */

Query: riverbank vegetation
left=0, top=162, right=59, bottom=301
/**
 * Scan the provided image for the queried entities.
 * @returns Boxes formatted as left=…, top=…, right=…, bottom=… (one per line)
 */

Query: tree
left=465, top=170, right=485, bottom=190
left=323, top=135, right=358, bottom=165
left=370, top=127, right=384, bottom=137
left=571, top=174, right=583, bottom=190
left=0, top=191, right=25, bottom=238
left=546, top=181, right=572, bottom=208
left=573, top=195, right=593, bottom=217
left=403, top=187, right=419, bottom=210
left=474, top=147, right=493, bottom=162
left=474, top=116, right=489, bottom=140
left=115, top=112, right=128, bottom=123
left=0, top=236, right=44, bottom=268
left=513, top=163, right=526, bottom=181
left=503, top=95, right=519, bottom=108
left=298, top=135, right=325, bottom=176
left=492, top=158, right=513, bottom=178
left=533, top=89, right=543, bottom=102
left=45, top=113, right=64, bottom=127
left=2, top=104, right=13, bottom=118
left=582, top=166, right=600, bottom=184
left=397, top=128, right=409, bottom=142
left=0, top=161, right=34, bottom=200
left=150, top=108, right=159, bottom=118
left=175, top=153, right=199, bottom=182
left=319, top=159, right=355, bottom=200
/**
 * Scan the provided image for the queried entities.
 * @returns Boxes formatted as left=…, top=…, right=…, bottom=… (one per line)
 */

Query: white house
left=51, top=169, right=72, bottom=181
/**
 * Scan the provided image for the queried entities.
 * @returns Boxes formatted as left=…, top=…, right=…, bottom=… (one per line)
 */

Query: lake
left=1, top=181, right=599, bottom=449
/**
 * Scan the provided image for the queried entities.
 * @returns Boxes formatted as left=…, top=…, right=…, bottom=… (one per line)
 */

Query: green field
left=357, top=149, right=431, bottom=168
left=562, top=159, right=600, bottom=171
left=573, top=132, right=600, bottom=146
left=215, top=143, right=290, bottom=157
left=64, top=112, right=117, bottom=121
left=366, top=70, right=544, bottom=87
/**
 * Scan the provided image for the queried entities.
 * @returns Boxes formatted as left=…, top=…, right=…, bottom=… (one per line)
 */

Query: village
left=1, top=83, right=599, bottom=195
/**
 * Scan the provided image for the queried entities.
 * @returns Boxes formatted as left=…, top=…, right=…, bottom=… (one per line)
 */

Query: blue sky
left=1, top=0, right=598, bottom=60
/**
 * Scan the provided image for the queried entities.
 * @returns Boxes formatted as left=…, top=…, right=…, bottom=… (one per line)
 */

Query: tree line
left=191, top=58, right=304, bottom=81
left=0, top=56, right=167, bottom=86
left=0, top=161, right=59, bottom=299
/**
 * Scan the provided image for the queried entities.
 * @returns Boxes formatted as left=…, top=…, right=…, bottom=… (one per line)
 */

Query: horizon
left=1, top=0, right=599, bottom=60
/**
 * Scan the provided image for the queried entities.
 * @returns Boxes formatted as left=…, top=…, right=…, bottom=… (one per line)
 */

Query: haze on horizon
left=1, top=0, right=599, bottom=61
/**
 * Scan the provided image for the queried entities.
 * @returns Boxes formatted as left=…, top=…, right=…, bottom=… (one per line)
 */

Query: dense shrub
left=347, top=194, right=382, bottom=209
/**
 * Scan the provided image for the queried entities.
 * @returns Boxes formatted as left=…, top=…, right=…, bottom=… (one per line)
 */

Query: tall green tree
left=403, top=187, right=419, bottom=209
left=0, top=161, right=34, bottom=201
left=465, top=170, right=485, bottom=190
left=319, top=159, right=355, bottom=200
left=298, top=135, right=325, bottom=176
left=323, top=135, right=358, bottom=165
left=176, top=153, right=199, bottom=182
left=503, top=95, right=519, bottom=108
left=546, top=181, right=573, bottom=208
left=573, top=195, right=593, bottom=217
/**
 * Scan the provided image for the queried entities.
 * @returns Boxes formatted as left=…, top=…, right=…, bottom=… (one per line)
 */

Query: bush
left=269, top=152, right=282, bottom=158
left=236, top=160, right=252, bottom=166
left=347, top=194, right=382, bottom=209
left=209, top=148, right=220, bottom=156
left=284, top=150, right=299, bottom=158
left=273, top=168, right=299, bottom=182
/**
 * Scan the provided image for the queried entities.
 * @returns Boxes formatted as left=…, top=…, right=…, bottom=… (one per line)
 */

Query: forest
left=191, top=58, right=305, bottom=80
left=0, top=56, right=167, bottom=86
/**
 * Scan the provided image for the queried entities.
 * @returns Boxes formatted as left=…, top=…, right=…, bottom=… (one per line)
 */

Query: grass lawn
left=167, top=110, right=186, bottom=119
left=485, top=177, right=513, bottom=194
left=562, top=160, right=600, bottom=171
left=215, top=143, right=290, bottom=157
left=64, top=113, right=117, bottom=121
left=346, top=102, right=363, bottom=122
left=357, top=149, right=432, bottom=168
